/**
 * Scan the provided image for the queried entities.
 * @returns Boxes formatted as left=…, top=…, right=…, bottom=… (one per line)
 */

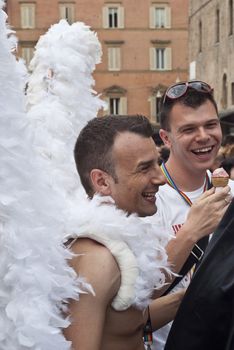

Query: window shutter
left=21, top=6, right=27, bottom=27
left=31, top=5, right=35, bottom=27
left=149, top=6, right=155, bottom=28
left=165, top=6, right=171, bottom=28
left=102, top=6, right=109, bottom=28
left=68, top=5, right=75, bottom=24
left=108, top=47, right=113, bottom=70
left=119, top=97, right=127, bottom=114
left=118, top=6, right=124, bottom=28
left=22, top=47, right=34, bottom=66
left=149, top=96, right=156, bottom=119
left=108, top=47, right=120, bottom=71
left=21, top=5, right=35, bottom=28
left=59, top=5, right=66, bottom=19
left=116, top=47, right=121, bottom=70
left=150, top=47, right=156, bottom=70
left=105, top=97, right=110, bottom=114
left=165, top=47, right=172, bottom=70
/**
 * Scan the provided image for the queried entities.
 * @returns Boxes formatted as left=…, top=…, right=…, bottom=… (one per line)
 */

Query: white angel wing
left=0, top=4, right=99, bottom=349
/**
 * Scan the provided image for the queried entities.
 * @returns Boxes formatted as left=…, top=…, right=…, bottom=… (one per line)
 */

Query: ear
left=90, top=169, right=112, bottom=196
left=159, top=129, right=172, bottom=148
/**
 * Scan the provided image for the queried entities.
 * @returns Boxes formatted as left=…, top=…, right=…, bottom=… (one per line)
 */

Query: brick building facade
left=6, top=0, right=189, bottom=124
left=189, top=0, right=234, bottom=134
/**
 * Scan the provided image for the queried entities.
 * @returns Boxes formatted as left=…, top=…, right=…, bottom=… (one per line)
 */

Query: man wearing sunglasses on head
left=150, top=81, right=234, bottom=350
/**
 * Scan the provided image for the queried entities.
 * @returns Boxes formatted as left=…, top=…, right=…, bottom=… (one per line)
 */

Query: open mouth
left=142, top=192, right=156, bottom=203
left=191, top=146, right=214, bottom=156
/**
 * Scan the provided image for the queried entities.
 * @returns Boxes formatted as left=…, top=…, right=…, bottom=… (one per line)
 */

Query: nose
left=195, top=127, right=211, bottom=143
left=152, top=164, right=166, bottom=186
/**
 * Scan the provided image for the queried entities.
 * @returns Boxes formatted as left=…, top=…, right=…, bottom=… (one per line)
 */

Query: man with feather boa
left=63, top=114, right=230, bottom=350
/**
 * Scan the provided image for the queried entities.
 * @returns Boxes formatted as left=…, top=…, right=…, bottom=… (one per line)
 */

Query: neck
left=165, top=157, right=207, bottom=192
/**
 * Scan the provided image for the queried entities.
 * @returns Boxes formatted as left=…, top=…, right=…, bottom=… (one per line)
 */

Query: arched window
left=229, top=0, right=233, bottom=35
left=222, top=74, right=228, bottom=109
left=103, top=85, right=127, bottom=115
left=216, top=8, right=220, bottom=42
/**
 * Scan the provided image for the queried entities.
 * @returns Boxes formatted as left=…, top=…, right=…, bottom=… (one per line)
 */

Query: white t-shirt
left=151, top=177, right=234, bottom=350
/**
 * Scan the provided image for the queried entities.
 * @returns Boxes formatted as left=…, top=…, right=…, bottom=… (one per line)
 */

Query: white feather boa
left=66, top=195, right=171, bottom=310
left=0, top=4, right=94, bottom=349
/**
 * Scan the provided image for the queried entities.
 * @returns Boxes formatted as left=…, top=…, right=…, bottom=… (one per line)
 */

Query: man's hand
left=154, top=186, right=232, bottom=296
left=185, top=185, right=232, bottom=242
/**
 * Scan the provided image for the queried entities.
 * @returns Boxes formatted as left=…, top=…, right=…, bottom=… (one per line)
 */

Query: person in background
left=150, top=80, right=234, bottom=350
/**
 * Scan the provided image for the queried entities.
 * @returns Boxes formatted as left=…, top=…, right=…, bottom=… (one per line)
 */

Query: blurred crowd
left=211, top=134, right=234, bottom=179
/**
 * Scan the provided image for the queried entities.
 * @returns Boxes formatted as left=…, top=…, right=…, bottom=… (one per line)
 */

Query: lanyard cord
left=160, top=162, right=209, bottom=207
left=143, top=306, right=153, bottom=349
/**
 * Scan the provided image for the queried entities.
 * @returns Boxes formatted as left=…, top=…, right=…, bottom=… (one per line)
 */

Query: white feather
left=0, top=4, right=101, bottom=349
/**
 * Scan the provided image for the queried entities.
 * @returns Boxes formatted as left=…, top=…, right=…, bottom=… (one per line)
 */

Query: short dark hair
left=74, top=115, right=154, bottom=197
left=159, top=88, right=218, bottom=131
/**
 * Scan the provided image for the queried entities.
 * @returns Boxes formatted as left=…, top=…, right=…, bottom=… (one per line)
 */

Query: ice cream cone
left=211, top=167, right=229, bottom=188
left=211, top=177, right=229, bottom=187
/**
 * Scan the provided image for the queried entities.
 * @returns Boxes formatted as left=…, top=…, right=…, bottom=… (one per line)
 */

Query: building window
left=108, top=97, right=127, bottom=114
left=199, top=20, right=202, bottom=52
left=150, top=87, right=166, bottom=123
left=156, top=48, right=165, bottom=69
left=108, top=7, right=118, bottom=28
left=229, top=0, right=233, bottom=35
left=21, top=46, right=34, bottom=65
left=150, top=47, right=172, bottom=70
left=108, top=47, right=121, bottom=71
left=150, top=4, right=171, bottom=28
left=102, top=4, right=124, bottom=28
left=231, top=82, right=234, bottom=105
left=20, top=3, right=35, bottom=29
left=59, top=3, right=75, bottom=24
left=155, top=96, right=162, bottom=122
left=222, top=73, right=228, bottom=109
left=104, top=85, right=127, bottom=115
left=215, top=8, right=220, bottom=43
left=110, top=97, right=120, bottom=114
left=150, top=95, right=162, bottom=123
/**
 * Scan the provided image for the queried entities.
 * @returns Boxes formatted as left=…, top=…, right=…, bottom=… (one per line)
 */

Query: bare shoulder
left=70, top=238, right=121, bottom=301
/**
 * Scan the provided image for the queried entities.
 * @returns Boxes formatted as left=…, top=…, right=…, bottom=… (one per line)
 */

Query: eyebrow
left=177, top=118, right=219, bottom=132
left=136, top=159, right=156, bottom=170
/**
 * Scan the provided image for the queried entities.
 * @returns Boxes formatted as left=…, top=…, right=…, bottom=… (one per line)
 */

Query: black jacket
left=165, top=199, right=234, bottom=350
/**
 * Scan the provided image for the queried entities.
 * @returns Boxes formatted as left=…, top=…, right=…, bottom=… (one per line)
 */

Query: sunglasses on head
left=162, top=80, right=213, bottom=104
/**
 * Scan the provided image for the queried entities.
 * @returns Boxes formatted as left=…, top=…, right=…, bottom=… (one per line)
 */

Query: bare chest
left=101, top=306, right=146, bottom=350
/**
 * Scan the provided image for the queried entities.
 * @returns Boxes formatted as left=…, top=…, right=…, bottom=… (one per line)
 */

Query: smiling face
left=160, top=100, right=222, bottom=175
left=107, top=131, right=165, bottom=217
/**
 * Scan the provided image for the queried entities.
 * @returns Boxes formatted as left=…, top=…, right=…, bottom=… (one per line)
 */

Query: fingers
left=198, top=186, right=215, bottom=200
left=199, top=186, right=231, bottom=205
left=187, top=186, right=232, bottom=239
left=213, top=185, right=231, bottom=197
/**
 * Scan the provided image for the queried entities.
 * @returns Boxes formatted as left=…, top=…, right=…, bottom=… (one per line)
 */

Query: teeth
left=193, top=147, right=212, bottom=153
left=143, top=193, right=155, bottom=198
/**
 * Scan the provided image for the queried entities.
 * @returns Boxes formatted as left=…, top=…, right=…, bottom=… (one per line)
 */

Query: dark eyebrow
left=177, top=124, right=196, bottom=132
left=177, top=118, right=219, bottom=132
left=136, top=159, right=155, bottom=170
left=205, top=119, right=220, bottom=124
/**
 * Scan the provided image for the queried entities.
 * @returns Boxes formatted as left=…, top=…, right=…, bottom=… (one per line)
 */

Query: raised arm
left=167, top=186, right=231, bottom=272
left=154, top=185, right=231, bottom=297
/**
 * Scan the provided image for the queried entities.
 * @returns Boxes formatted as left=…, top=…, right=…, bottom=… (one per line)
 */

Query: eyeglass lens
left=189, top=81, right=210, bottom=92
left=167, top=84, right=187, bottom=98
